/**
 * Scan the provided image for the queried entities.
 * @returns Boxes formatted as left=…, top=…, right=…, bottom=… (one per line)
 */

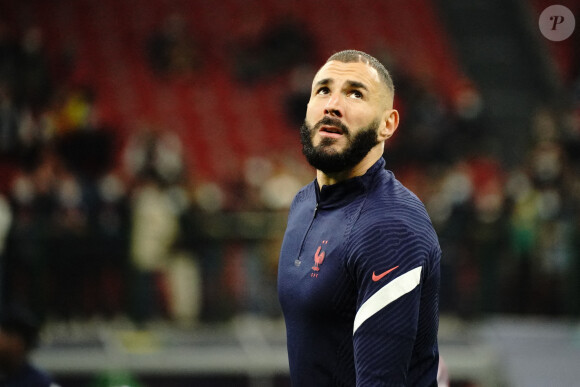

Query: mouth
left=318, top=125, right=344, bottom=138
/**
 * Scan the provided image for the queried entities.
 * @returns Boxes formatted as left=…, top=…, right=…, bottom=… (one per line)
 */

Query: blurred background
left=0, top=0, right=579, bottom=385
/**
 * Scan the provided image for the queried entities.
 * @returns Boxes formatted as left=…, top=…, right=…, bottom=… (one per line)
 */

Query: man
left=277, top=50, right=441, bottom=386
left=0, top=306, right=60, bottom=386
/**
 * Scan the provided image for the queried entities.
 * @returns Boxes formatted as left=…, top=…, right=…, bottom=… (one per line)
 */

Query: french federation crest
left=312, top=240, right=328, bottom=271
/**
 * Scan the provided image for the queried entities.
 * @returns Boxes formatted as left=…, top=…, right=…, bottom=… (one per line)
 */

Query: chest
left=278, top=203, right=359, bottom=319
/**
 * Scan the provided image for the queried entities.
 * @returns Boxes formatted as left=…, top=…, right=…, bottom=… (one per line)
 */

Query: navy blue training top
left=278, top=158, right=441, bottom=386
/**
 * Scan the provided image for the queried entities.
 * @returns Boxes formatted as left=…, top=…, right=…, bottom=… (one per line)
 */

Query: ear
left=378, top=109, right=399, bottom=142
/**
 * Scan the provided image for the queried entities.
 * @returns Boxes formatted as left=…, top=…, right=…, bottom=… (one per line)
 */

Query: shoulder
left=288, top=181, right=315, bottom=211
left=361, top=170, right=436, bottom=239
left=347, top=171, right=440, bottom=269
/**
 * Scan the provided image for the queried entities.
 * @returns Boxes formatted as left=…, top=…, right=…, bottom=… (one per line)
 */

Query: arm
left=347, top=220, right=440, bottom=386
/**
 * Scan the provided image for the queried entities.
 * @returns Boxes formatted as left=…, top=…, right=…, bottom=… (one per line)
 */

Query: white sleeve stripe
left=353, top=266, right=422, bottom=335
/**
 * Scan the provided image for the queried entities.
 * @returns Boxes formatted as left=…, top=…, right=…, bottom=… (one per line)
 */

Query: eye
left=348, top=90, right=363, bottom=99
left=316, top=86, right=330, bottom=95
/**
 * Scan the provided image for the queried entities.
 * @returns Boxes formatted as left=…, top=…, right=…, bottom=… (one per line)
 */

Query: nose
left=324, top=94, right=343, bottom=118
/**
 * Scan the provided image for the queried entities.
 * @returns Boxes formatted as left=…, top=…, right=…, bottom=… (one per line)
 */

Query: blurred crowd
left=383, top=50, right=580, bottom=318
left=0, top=18, right=311, bottom=326
left=395, top=104, right=580, bottom=318
left=0, top=11, right=580, bottom=331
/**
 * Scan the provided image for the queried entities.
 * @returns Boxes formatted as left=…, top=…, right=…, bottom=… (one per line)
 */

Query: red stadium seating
left=3, top=0, right=464, bottom=180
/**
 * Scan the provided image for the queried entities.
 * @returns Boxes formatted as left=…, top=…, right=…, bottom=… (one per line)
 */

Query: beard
left=300, top=116, right=380, bottom=174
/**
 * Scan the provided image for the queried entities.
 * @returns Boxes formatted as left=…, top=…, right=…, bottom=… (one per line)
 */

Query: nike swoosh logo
left=372, top=266, right=399, bottom=282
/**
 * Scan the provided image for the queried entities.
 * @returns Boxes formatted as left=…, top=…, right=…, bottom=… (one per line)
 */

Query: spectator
left=0, top=83, right=19, bottom=155
left=4, top=152, right=56, bottom=322
left=128, top=172, right=180, bottom=324
left=232, top=16, right=314, bottom=83
left=0, top=21, right=19, bottom=97
left=284, top=65, right=316, bottom=128
left=16, top=27, right=53, bottom=112
left=146, top=13, right=199, bottom=79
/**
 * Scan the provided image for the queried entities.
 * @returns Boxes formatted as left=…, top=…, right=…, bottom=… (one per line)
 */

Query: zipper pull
left=314, top=203, right=319, bottom=218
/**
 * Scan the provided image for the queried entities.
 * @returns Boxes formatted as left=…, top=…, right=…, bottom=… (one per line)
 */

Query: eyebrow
left=314, top=78, right=369, bottom=92
left=346, top=80, right=369, bottom=91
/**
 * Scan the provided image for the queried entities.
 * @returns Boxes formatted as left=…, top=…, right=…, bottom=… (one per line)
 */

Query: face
left=301, top=61, right=398, bottom=174
left=300, top=118, right=380, bottom=174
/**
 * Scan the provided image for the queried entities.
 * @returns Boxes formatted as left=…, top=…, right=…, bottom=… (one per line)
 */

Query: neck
left=316, top=147, right=382, bottom=189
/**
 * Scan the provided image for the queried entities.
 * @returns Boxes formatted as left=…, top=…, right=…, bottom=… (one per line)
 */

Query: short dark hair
left=326, top=50, right=394, bottom=96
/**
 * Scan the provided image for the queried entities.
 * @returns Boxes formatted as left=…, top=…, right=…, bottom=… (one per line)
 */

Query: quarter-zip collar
left=314, top=158, right=387, bottom=210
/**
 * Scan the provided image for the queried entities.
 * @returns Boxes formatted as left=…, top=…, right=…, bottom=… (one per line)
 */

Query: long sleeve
left=348, top=217, right=440, bottom=386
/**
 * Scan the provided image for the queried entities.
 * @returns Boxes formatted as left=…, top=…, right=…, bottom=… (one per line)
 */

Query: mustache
left=313, top=116, right=350, bottom=135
